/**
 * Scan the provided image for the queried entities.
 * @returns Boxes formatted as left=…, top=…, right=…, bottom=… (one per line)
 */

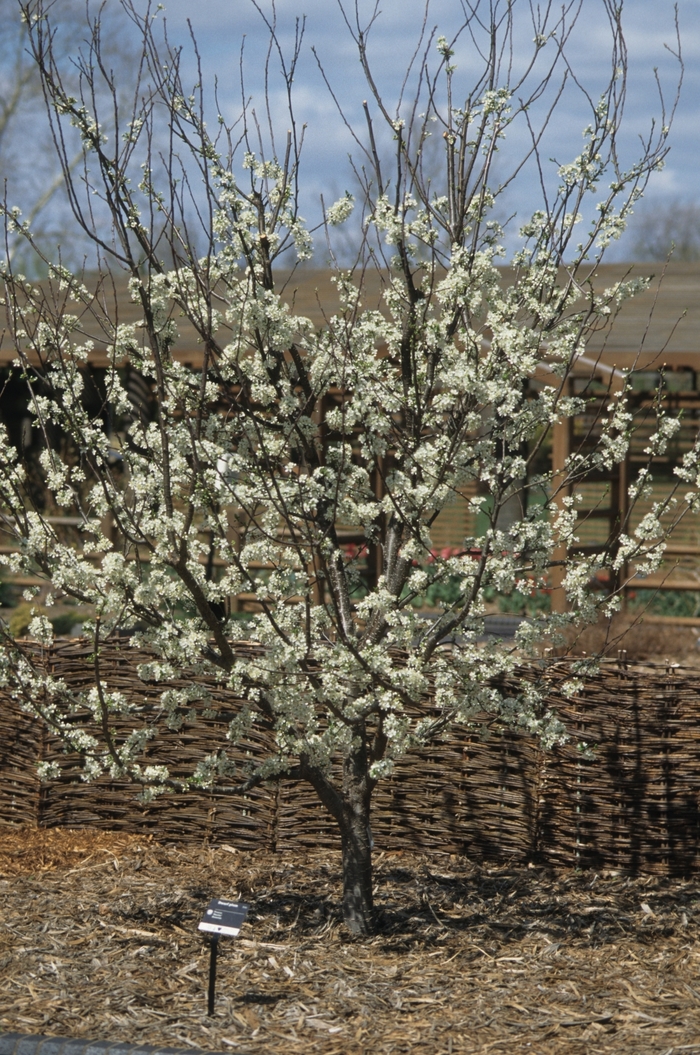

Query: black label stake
left=207, top=934, right=219, bottom=1017
left=198, top=897, right=249, bottom=1016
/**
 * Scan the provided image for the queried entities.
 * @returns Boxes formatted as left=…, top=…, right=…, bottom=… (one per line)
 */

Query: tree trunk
left=337, top=738, right=375, bottom=935
left=339, top=799, right=374, bottom=935
left=302, top=739, right=375, bottom=935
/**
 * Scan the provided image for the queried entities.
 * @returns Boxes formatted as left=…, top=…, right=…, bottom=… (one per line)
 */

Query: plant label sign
left=198, top=898, right=249, bottom=937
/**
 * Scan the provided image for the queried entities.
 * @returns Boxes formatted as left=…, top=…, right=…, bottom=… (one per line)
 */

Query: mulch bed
left=2, top=828, right=700, bottom=1054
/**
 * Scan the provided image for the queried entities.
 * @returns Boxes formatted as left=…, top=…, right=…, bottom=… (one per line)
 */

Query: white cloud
left=144, top=0, right=699, bottom=229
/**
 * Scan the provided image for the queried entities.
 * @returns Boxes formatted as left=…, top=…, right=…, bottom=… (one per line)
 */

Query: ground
left=1, top=828, right=700, bottom=1054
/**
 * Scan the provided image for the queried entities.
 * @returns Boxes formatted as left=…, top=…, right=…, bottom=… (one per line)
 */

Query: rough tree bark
left=339, top=749, right=374, bottom=935
left=303, top=743, right=375, bottom=935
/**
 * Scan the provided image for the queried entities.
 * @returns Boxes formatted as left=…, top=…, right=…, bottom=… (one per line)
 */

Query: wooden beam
left=550, top=386, right=572, bottom=614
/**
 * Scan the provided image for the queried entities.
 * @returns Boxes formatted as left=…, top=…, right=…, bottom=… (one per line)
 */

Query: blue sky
left=150, top=0, right=700, bottom=260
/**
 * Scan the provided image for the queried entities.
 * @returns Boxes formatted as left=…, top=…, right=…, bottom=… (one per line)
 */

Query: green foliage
left=51, top=612, right=80, bottom=635
left=408, top=570, right=464, bottom=609
left=483, top=584, right=552, bottom=616
left=628, top=589, right=700, bottom=620
left=0, top=577, right=20, bottom=608
left=8, top=603, right=45, bottom=638
left=405, top=569, right=552, bottom=615
left=8, top=602, right=80, bottom=637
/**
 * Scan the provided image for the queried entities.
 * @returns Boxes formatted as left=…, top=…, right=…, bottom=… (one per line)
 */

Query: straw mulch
left=1, top=827, right=699, bottom=1054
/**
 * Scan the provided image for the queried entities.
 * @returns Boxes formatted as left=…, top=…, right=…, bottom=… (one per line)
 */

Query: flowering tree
left=0, top=0, right=694, bottom=934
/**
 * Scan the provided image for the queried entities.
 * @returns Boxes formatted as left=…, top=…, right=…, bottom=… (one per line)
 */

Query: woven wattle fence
left=2, top=639, right=700, bottom=873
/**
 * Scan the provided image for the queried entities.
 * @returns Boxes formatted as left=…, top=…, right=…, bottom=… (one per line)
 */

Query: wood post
left=550, top=384, right=572, bottom=614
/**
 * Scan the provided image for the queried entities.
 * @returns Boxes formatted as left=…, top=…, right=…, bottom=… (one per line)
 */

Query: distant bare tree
left=0, top=0, right=137, bottom=274
left=627, top=198, right=700, bottom=262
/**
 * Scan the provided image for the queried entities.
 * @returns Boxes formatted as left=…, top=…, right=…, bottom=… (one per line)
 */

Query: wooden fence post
left=550, top=384, right=572, bottom=614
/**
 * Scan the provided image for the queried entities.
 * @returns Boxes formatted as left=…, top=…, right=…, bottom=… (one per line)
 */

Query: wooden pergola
left=2, top=262, right=699, bottom=619
left=547, top=264, right=700, bottom=615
